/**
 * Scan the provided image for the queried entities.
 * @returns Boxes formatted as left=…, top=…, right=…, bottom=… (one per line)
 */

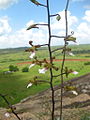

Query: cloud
left=75, top=11, right=90, bottom=44
left=0, top=16, right=12, bottom=35
left=0, top=0, right=18, bottom=9
left=84, top=5, right=90, bottom=9
left=83, top=10, right=90, bottom=22
left=0, top=20, right=48, bottom=48
left=0, top=10, right=90, bottom=49
left=51, top=11, right=78, bottom=36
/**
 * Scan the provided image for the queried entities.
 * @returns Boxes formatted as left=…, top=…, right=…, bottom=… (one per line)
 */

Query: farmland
left=0, top=44, right=90, bottom=107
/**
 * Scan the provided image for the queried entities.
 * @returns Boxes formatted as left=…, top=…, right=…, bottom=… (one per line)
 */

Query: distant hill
left=0, top=44, right=90, bottom=55
left=0, top=47, right=28, bottom=55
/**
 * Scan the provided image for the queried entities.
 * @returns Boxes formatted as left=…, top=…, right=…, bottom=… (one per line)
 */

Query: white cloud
left=0, top=0, right=18, bottom=9
left=0, top=20, right=48, bottom=48
left=75, top=22, right=90, bottom=44
left=0, top=16, right=12, bottom=35
left=83, top=10, right=90, bottom=22
left=51, top=11, right=78, bottom=31
left=0, top=10, right=90, bottom=49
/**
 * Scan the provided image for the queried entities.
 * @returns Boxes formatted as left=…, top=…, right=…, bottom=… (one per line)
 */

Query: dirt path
left=0, top=73, right=90, bottom=120
left=16, top=59, right=90, bottom=65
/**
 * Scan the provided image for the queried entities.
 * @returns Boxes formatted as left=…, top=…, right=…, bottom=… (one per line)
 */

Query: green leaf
left=27, top=24, right=39, bottom=30
left=30, top=0, right=41, bottom=6
left=56, top=14, right=61, bottom=21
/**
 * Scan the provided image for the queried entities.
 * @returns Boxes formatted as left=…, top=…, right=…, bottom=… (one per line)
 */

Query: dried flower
left=39, top=68, right=48, bottom=74
left=27, top=24, right=38, bottom=30
left=29, top=52, right=35, bottom=59
left=30, top=0, right=41, bottom=6
left=65, top=36, right=76, bottom=42
left=56, top=14, right=61, bottom=21
left=27, top=83, right=33, bottom=88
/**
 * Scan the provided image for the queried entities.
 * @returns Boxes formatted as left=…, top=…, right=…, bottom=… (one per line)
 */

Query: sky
left=0, top=0, right=90, bottom=49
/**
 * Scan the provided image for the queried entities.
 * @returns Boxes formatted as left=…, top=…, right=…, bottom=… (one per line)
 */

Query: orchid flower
left=71, top=90, right=78, bottom=95
left=27, top=83, right=33, bottom=88
left=5, top=112, right=10, bottom=118
left=29, top=63, right=35, bottom=69
left=72, top=71, right=78, bottom=75
left=39, top=68, right=48, bottom=74
left=68, top=52, right=75, bottom=56
left=29, top=51, right=35, bottom=59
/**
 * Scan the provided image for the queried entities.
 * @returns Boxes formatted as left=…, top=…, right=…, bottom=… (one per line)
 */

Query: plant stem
left=46, top=0, right=55, bottom=120
left=0, top=94, right=21, bottom=120
left=60, top=0, right=70, bottom=120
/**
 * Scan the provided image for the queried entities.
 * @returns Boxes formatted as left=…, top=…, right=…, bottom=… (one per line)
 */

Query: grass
left=80, top=113, right=90, bottom=120
left=0, top=44, right=90, bottom=107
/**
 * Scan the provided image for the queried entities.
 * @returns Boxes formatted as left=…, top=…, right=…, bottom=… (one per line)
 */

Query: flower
left=5, top=112, right=10, bottom=118
left=68, top=52, right=75, bottom=56
left=72, top=71, right=78, bottom=75
left=29, top=63, right=35, bottom=69
left=71, top=90, right=78, bottom=95
left=27, top=83, right=33, bottom=88
left=29, top=52, right=35, bottom=59
left=38, top=68, right=48, bottom=74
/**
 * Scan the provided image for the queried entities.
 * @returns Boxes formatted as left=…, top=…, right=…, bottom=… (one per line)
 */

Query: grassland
left=0, top=44, right=90, bottom=107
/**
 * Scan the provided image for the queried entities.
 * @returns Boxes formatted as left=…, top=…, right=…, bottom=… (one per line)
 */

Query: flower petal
left=29, top=64, right=35, bottom=69
left=5, top=112, right=10, bottom=118
left=68, top=52, right=75, bottom=56
left=71, top=90, right=78, bottom=95
left=72, top=71, right=78, bottom=75
left=38, top=68, right=48, bottom=74
left=29, top=52, right=35, bottom=59
left=27, top=83, right=33, bottom=88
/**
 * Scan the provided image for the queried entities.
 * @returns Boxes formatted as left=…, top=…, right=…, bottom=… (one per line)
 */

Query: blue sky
left=0, top=0, right=90, bottom=48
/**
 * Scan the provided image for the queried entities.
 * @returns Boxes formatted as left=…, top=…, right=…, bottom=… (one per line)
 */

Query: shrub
left=22, top=67, right=29, bottom=72
left=84, top=62, right=90, bottom=65
left=9, top=65, right=19, bottom=72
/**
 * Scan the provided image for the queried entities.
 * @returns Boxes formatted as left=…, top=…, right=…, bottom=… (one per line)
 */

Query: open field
left=0, top=44, right=90, bottom=107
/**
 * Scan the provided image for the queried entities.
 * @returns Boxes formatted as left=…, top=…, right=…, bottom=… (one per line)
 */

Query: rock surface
left=0, top=73, right=90, bottom=120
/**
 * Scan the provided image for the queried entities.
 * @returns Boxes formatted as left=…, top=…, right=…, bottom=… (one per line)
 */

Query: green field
left=0, top=44, right=90, bottom=107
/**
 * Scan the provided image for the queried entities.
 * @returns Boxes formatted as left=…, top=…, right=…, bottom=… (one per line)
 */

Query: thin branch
left=47, top=0, right=55, bottom=120
left=39, top=3, right=47, bottom=7
left=51, top=35, right=65, bottom=39
left=40, top=44, right=49, bottom=47
left=60, top=0, right=70, bottom=120
left=0, top=94, right=21, bottom=120
left=37, top=80, right=50, bottom=83
left=37, top=23, right=48, bottom=26
left=51, top=47, right=63, bottom=53
left=50, top=14, right=59, bottom=17
left=53, top=73, right=66, bottom=78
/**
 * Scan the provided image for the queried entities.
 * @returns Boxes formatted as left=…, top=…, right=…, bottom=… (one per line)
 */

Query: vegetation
left=22, top=67, right=29, bottom=72
left=9, top=65, right=19, bottom=72
left=0, top=0, right=90, bottom=119
left=0, top=45, right=90, bottom=108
